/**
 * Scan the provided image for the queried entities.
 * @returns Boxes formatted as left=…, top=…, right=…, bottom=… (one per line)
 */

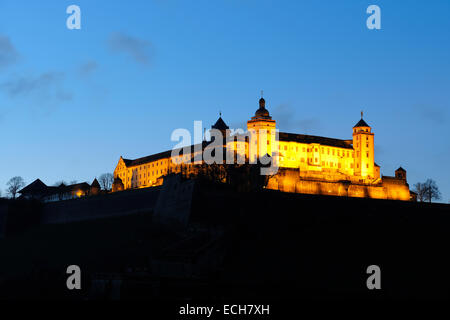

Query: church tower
left=352, top=113, right=375, bottom=178
left=247, top=94, right=276, bottom=163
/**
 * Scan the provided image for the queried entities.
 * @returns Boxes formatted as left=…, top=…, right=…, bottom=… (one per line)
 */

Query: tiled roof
left=123, top=141, right=212, bottom=167
left=211, top=117, right=229, bottom=131
left=353, top=119, right=370, bottom=128
left=19, top=179, right=47, bottom=194
left=279, top=132, right=353, bottom=149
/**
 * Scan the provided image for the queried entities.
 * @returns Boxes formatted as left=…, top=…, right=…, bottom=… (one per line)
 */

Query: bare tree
left=6, top=176, right=25, bottom=199
left=413, top=182, right=426, bottom=202
left=98, top=173, right=114, bottom=191
left=53, top=180, right=68, bottom=187
left=422, top=179, right=441, bottom=203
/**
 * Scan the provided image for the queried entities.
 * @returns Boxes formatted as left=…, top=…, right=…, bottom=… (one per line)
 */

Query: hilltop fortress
left=113, top=97, right=413, bottom=201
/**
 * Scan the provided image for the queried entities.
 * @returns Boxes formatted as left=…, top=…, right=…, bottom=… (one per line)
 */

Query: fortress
left=113, top=97, right=413, bottom=201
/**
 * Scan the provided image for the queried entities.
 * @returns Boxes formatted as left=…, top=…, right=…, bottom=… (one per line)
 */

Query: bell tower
left=352, top=112, right=375, bottom=178
left=247, top=93, right=276, bottom=163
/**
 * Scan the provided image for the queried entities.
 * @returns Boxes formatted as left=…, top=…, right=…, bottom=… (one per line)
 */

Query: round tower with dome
left=246, top=94, right=277, bottom=163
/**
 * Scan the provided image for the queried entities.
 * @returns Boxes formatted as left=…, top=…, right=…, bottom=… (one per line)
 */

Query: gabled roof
left=279, top=132, right=353, bottom=149
left=91, top=178, right=100, bottom=188
left=353, top=119, right=370, bottom=128
left=396, top=167, right=406, bottom=172
left=211, top=117, right=229, bottom=131
left=19, top=179, right=47, bottom=194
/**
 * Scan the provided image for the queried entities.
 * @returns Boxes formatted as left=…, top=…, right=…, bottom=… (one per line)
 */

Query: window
left=366, top=164, right=369, bottom=168
left=366, top=152, right=369, bottom=157
left=284, top=146, right=287, bottom=150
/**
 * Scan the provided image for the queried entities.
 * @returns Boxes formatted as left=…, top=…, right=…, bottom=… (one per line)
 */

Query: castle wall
left=41, top=187, right=161, bottom=224
left=267, top=168, right=411, bottom=201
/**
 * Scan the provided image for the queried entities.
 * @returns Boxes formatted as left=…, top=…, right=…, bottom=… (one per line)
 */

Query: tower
left=211, top=113, right=229, bottom=138
left=395, top=167, right=407, bottom=181
left=247, top=95, right=276, bottom=162
left=352, top=112, right=375, bottom=178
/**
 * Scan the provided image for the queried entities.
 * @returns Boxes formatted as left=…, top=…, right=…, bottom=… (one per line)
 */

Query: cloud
left=0, top=35, right=20, bottom=69
left=272, top=103, right=320, bottom=133
left=413, top=103, right=447, bottom=125
left=420, top=106, right=447, bottom=125
left=107, top=32, right=153, bottom=65
left=78, top=60, right=98, bottom=77
left=0, top=72, right=72, bottom=104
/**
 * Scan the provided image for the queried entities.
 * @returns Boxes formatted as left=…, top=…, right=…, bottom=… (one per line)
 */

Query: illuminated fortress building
left=113, top=97, right=413, bottom=201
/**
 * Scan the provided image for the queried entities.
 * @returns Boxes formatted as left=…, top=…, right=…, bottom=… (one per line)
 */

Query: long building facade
left=113, top=97, right=412, bottom=201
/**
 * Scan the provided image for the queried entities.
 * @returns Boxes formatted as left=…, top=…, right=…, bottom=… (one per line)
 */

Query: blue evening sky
left=0, top=0, right=449, bottom=201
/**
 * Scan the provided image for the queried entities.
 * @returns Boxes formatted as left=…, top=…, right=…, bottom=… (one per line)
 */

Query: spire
left=259, top=91, right=266, bottom=109
left=361, top=110, right=363, bottom=119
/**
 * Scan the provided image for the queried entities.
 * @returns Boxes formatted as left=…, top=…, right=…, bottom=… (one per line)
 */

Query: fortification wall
left=42, top=186, right=161, bottom=224
left=267, top=168, right=411, bottom=201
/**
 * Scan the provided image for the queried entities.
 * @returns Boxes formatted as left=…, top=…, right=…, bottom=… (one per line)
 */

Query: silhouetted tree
left=6, top=176, right=25, bottom=199
left=414, top=179, right=441, bottom=203
left=99, top=173, right=114, bottom=191
left=422, top=179, right=441, bottom=203
left=413, top=182, right=426, bottom=202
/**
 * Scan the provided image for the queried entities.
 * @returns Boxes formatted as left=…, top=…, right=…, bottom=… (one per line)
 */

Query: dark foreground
left=0, top=183, right=449, bottom=301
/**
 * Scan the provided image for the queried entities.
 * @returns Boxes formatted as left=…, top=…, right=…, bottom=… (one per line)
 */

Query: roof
left=91, top=178, right=100, bottom=188
left=279, top=132, right=353, bottom=149
left=19, top=179, right=47, bottom=194
left=19, top=180, right=90, bottom=198
left=122, top=141, right=213, bottom=167
left=353, top=119, right=370, bottom=128
left=211, top=117, right=229, bottom=131
left=396, top=167, right=406, bottom=172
